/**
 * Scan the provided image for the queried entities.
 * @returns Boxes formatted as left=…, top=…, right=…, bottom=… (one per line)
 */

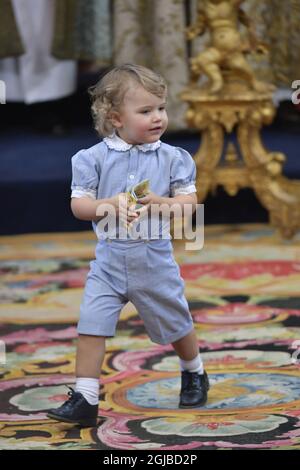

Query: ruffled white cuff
left=71, top=187, right=97, bottom=199
left=172, top=184, right=197, bottom=196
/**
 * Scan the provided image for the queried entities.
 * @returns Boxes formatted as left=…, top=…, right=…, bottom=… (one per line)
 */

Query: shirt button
left=129, top=174, right=135, bottom=180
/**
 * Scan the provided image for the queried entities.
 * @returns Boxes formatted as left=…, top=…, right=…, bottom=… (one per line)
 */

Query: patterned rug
left=1, top=224, right=300, bottom=450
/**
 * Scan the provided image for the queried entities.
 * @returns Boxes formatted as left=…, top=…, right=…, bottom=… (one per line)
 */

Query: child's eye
left=159, top=107, right=165, bottom=111
left=140, top=110, right=150, bottom=114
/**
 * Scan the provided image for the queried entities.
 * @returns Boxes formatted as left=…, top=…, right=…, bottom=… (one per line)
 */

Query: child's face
left=111, top=84, right=168, bottom=145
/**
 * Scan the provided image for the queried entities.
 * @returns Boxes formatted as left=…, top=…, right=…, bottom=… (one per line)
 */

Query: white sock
left=179, top=353, right=204, bottom=375
left=75, top=377, right=99, bottom=405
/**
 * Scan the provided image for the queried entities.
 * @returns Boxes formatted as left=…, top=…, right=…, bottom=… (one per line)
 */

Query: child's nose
left=152, top=111, right=161, bottom=122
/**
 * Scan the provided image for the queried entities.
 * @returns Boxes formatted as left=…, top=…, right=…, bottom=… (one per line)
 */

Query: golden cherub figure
left=186, top=0, right=273, bottom=94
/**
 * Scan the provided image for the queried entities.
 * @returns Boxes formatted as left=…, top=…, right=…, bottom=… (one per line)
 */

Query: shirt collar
left=103, top=132, right=161, bottom=153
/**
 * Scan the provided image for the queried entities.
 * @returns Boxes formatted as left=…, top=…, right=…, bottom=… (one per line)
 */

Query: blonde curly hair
left=89, top=64, right=168, bottom=137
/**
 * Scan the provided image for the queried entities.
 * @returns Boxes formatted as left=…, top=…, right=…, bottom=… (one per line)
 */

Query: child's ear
left=110, top=111, right=122, bottom=128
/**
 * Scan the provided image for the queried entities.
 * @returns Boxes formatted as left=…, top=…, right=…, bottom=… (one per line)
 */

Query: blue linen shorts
left=77, top=238, right=194, bottom=345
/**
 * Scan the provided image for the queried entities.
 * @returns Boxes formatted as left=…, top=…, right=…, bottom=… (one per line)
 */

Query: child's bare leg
left=171, top=329, right=199, bottom=361
left=75, top=334, right=106, bottom=378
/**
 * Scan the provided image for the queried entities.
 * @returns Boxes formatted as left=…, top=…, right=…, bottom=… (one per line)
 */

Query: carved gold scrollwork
left=182, top=0, right=300, bottom=238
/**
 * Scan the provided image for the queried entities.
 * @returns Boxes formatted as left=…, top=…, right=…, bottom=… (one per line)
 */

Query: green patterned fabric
left=51, top=0, right=78, bottom=60
left=52, top=0, right=112, bottom=62
left=0, top=0, right=112, bottom=62
left=0, top=0, right=24, bottom=58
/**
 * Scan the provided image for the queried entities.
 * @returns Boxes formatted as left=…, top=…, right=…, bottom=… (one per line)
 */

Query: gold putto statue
left=181, top=0, right=300, bottom=238
left=186, top=0, right=272, bottom=93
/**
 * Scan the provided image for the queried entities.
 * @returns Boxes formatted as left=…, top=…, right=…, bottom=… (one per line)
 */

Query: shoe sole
left=178, top=397, right=208, bottom=409
left=47, top=412, right=97, bottom=428
left=179, top=402, right=207, bottom=409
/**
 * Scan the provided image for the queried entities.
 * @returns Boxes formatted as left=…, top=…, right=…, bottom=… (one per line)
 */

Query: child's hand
left=110, top=193, right=140, bottom=227
left=136, top=191, right=163, bottom=215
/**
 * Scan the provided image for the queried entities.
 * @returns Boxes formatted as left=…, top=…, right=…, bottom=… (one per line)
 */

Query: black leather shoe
left=179, top=370, right=209, bottom=408
left=47, top=386, right=99, bottom=427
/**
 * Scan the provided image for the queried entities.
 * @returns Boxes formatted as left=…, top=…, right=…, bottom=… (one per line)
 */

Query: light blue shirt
left=71, top=133, right=197, bottom=240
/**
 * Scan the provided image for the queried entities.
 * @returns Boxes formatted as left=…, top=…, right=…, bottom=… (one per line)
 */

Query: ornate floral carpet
left=1, top=224, right=300, bottom=450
